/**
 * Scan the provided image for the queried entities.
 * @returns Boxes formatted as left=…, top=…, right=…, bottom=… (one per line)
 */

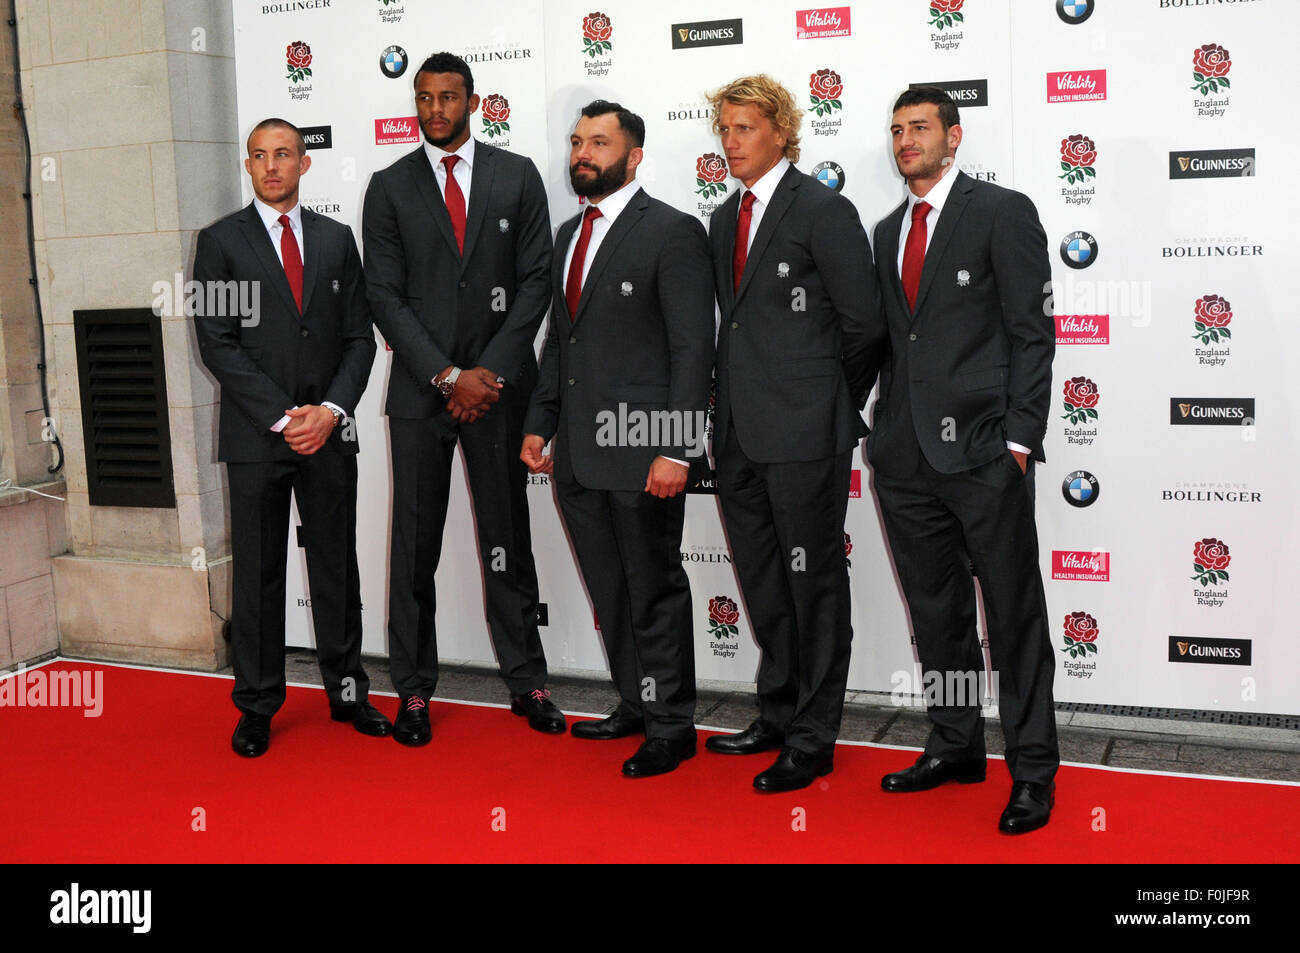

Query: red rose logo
left=582, top=12, right=613, bottom=57
left=708, top=595, right=740, bottom=627
left=1061, top=611, right=1099, bottom=659
left=809, top=68, right=843, bottom=117
left=480, top=94, right=511, bottom=139
left=1193, top=43, right=1231, bottom=78
left=929, top=0, right=964, bottom=30
left=1059, top=134, right=1097, bottom=186
left=1062, top=376, right=1099, bottom=426
left=695, top=153, right=730, bottom=198
left=286, top=41, right=312, bottom=83
left=843, top=532, right=853, bottom=567
left=1193, top=294, right=1232, bottom=346
left=1193, top=538, right=1231, bottom=573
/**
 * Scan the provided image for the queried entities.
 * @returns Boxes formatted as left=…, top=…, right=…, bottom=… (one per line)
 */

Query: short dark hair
left=578, top=99, right=645, bottom=148
left=246, top=117, right=305, bottom=156
left=415, top=51, right=474, bottom=97
left=892, top=86, right=960, bottom=131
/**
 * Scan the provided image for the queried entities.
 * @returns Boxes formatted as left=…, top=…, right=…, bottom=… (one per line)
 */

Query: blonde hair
left=707, top=74, right=802, bottom=163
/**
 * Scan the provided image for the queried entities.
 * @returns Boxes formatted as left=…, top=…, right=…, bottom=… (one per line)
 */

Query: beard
left=422, top=108, right=469, bottom=149
left=570, top=154, right=629, bottom=198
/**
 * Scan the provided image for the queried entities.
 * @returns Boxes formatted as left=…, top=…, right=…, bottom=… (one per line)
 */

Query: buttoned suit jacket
left=867, top=171, right=1053, bottom=478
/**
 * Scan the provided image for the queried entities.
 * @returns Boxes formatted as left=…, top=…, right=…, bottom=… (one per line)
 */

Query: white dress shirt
left=896, top=161, right=1029, bottom=457
left=251, top=196, right=346, bottom=431
left=424, top=135, right=475, bottom=207
left=736, top=157, right=791, bottom=253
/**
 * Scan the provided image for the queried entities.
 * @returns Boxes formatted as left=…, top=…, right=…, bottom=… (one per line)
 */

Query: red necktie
left=442, top=155, right=466, bottom=254
left=732, top=190, right=756, bottom=294
left=278, top=213, right=303, bottom=312
left=565, top=205, right=602, bottom=320
left=901, top=200, right=932, bottom=312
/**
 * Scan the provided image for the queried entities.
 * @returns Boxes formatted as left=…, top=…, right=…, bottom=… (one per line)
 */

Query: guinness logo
left=678, top=28, right=688, bottom=41
left=1177, top=156, right=1191, bottom=172
left=1177, top=641, right=1189, bottom=656
left=1179, top=402, right=1191, bottom=418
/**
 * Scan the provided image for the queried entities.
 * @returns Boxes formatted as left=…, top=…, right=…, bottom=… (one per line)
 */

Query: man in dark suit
left=521, top=101, right=715, bottom=777
left=703, top=75, right=884, bottom=792
left=362, top=52, right=562, bottom=746
left=869, top=87, right=1059, bottom=833
left=194, top=118, right=390, bottom=757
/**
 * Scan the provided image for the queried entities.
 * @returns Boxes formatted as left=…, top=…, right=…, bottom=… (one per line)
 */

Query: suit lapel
left=880, top=200, right=909, bottom=317
left=553, top=214, right=578, bottom=315
left=735, top=164, right=800, bottom=306
left=573, top=189, right=647, bottom=328
left=405, top=148, right=461, bottom=260
left=299, top=209, right=321, bottom=315
left=716, top=190, right=740, bottom=312
left=461, top=142, right=495, bottom=270
left=912, top=172, right=972, bottom=320
left=237, top=204, right=300, bottom=320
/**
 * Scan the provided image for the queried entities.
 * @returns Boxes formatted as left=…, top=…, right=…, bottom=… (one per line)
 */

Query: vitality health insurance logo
left=1191, top=42, right=1231, bottom=117
left=1052, top=550, right=1109, bottom=582
left=809, top=69, right=844, bottom=138
left=285, top=40, right=313, bottom=101
left=481, top=94, right=511, bottom=142
left=1190, top=537, right=1230, bottom=607
left=927, top=0, right=965, bottom=51
left=581, top=12, right=613, bottom=77
left=374, top=116, right=418, bottom=146
left=1058, top=134, right=1097, bottom=206
left=1192, top=294, right=1232, bottom=364
left=1061, top=376, right=1099, bottom=446
left=706, top=595, right=741, bottom=659
left=1056, top=313, right=1109, bottom=345
left=796, top=7, right=851, bottom=39
left=1047, top=69, right=1106, bottom=103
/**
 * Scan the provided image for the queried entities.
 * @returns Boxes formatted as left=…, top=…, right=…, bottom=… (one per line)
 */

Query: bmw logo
left=811, top=161, right=845, bottom=192
left=1056, top=0, right=1094, bottom=24
left=380, top=45, right=408, bottom=79
left=1060, top=230, right=1098, bottom=270
left=1062, top=470, right=1100, bottom=507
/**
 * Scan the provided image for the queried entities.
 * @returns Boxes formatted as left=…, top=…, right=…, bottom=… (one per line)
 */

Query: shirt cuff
left=664, top=456, right=689, bottom=468
left=1006, top=440, right=1032, bottom=455
left=322, top=401, right=347, bottom=419
left=270, top=405, right=299, bottom=433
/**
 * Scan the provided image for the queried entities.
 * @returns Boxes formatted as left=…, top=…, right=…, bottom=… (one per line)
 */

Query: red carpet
left=2, top=661, right=1295, bottom=863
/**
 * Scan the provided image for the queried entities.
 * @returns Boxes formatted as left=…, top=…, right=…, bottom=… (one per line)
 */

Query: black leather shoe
left=881, top=754, right=986, bottom=792
left=232, top=712, right=271, bottom=758
left=622, top=737, right=696, bottom=777
left=330, top=700, right=393, bottom=737
left=571, top=707, right=644, bottom=740
left=705, top=719, right=784, bottom=755
left=510, top=688, right=566, bottom=734
left=392, top=696, right=432, bottom=747
left=753, top=746, right=833, bottom=792
left=999, top=781, right=1055, bottom=834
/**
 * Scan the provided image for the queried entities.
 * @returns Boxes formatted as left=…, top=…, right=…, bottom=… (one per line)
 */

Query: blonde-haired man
left=702, top=75, right=885, bottom=791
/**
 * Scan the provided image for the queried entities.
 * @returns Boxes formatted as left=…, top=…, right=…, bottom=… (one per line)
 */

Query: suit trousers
left=387, top=388, right=546, bottom=699
left=555, top=479, right=696, bottom=740
left=873, top=451, right=1059, bottom=784
left=715, top=426, right=853, bottom=755
left=226, top=449, right=367, bottom=716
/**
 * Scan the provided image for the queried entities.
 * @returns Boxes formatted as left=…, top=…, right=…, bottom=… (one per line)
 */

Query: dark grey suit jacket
left=525, top=188, right=715, bottom=491
left=868, top=171, right=1054, bottom=478
left=362, top=141, right=553, bottom=418
left=709, top=163, right=883, bottom=464
left=193, top=204, right=376, bottom=463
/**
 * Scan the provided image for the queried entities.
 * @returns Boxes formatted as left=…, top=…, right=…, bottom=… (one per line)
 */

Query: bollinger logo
left=809, top=69, right=844, bottom=117
left=695, top=153, right=729, bottom=198
left=1059, top=134, right=1097, bottom=185
left=1061, top=376, right=1099, bottom=426
left=481, top=94, right=511, bottom=139
left=1061, top=611, right=1099, bottom=660
left=582, top=11, right=612, bottom=57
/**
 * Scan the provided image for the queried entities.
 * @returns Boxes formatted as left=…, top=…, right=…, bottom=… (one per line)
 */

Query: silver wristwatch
left=435, top=366, right=461, bottom=398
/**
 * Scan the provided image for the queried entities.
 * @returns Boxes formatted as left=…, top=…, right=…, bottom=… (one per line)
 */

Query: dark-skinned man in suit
left=703, top=75, right=884, bottom=792
left=363, top=52, right=562, bottom=746
left=522, top=101, right=715, bottom=777
left=195, top=118, right=390, bottom=756
left=870, top=87, right=1059, bottom=833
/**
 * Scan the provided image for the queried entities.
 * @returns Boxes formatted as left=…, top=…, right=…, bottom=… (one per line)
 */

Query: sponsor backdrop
left=231, top=0, right=1296, bottom=716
